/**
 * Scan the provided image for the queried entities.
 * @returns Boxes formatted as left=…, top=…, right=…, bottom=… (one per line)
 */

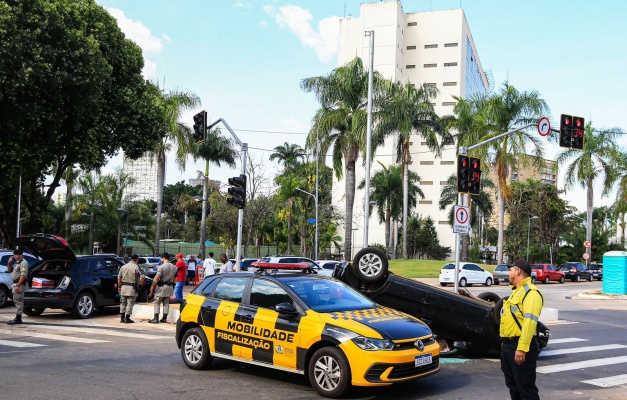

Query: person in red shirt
left=174, top=253, right=186, bottom=300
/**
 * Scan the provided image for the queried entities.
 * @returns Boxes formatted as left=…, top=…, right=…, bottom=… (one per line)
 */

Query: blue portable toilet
left=602, top=251, right=627, bottom=295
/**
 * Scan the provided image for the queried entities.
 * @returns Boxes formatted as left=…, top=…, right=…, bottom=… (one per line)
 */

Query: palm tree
left=149, top=88, right=200, bottom=256
left=358, top=162, right=423, bottom=255
left=270, top=142, right=306, bottom=170
left=301, top=57, right=386, bottom=260
left=275, top=174, right=304, bottom=254
left=374, top=81, right=449, bottom=258
left=453, top=83, right=549, bottom=263
left=557, top=123, right=623, bottom=255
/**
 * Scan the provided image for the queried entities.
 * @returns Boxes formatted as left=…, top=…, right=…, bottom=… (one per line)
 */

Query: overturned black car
left=333, top=248, right=549, bottom=355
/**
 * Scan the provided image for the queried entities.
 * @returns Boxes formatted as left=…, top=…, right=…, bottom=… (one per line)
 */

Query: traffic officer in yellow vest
left=148, top=252, right=177, bottom=323
left=117, top=254, right=145, bottom=323
left=500, top=259, right=544, bottom=400
left=7, top=249, right=29, bottom=325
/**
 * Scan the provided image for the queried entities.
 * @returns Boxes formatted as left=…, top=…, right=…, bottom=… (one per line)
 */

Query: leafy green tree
left=270, top=142, right=306, bottom=171
left=301, top=57, right=386, bottom=259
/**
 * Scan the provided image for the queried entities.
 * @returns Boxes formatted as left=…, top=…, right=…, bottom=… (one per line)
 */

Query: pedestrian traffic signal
left=227, top=174, right=246, bottom=209
left=457, top=155, right=470, bottom=193
left=559, top=114, right=573, bottom=148
left=469, top=157, right=481, bottom=195
left=193, top=111, right=207, bottom=144
left=571, top=116, right=585, bottom=150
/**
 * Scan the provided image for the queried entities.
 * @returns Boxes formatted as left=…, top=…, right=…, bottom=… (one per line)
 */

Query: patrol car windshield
left=286, top=278, right=376, bottom=312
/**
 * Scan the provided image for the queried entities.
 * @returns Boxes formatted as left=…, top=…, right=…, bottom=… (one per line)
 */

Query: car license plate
left=415, top=354, right=432, bottom=367
left=443, top=278, right=450, bottom=281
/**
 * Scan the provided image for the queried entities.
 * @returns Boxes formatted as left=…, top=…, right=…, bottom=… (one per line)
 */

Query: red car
left=531, top=264, right=565, bottom=284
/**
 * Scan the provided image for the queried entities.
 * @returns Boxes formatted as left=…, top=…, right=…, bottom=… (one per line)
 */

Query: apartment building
left=335, top=0, right=490, bottom=256
left=122, top=152, right=158, bottom=202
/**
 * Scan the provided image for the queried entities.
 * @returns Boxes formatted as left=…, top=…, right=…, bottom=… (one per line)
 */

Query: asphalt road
left=1, top=280, right=625, bottom=400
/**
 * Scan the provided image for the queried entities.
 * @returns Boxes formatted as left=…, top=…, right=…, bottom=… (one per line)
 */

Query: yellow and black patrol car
left=176, top=264, right=440, bottom=398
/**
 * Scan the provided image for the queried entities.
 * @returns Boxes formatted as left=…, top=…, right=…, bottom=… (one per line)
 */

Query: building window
left=424, top=44, right=438, bottom=49
left=406, top=65, right=416, bottom=69
left=442, top=102, right=456, bottom=106
left=430, top=102, right=436, bottom=106
left=444, top=62, right=458, bottom=67
left=419, top=200, right=432, bottom=204
left=407, top=45, right=416, bottom=50
left=421, top=141, right=428, bottom=146
left=420, top=161, right=434, bottom=165
left=408, top=22, right=417, bottom=26
left=440, top=181, right=448, bottom=185
left=424, top=63, right=437, bottom=68
left=440, top=161, right=454, bottom=165
left=443, top=82, right=457, bottom=86
left=439, top=221, right=451, bottom=225
left=444, top=43, right=458, bottom=47
left=420, top=181, right=433, bottom=185
left=425, top=83, right=436, bottom=87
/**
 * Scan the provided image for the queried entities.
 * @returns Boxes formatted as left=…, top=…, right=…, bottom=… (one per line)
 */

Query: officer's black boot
left=125, top=314, right=135, bottom=323
left=148, top=313, right=159, bottom=324
left=120, top=313, right=126, bottom=323
left=160, top=313, right=168, bottom=323
left=7, top=314, right=22, bottom=325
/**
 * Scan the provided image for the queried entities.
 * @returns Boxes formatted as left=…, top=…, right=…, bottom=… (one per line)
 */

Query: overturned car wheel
left=477, top=292, right=500, bottom=303
left=350, top=247, right=388, bottom=283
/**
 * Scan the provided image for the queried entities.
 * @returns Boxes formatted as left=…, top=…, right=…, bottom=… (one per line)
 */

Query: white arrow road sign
left=453, top=205, right=470, bottom=234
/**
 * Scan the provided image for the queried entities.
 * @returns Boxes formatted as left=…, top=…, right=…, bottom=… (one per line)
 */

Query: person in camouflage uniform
left=148, top=252, right=177, bottom=323
left=7, top=249, right=29, bottom=325
left=117, top=254, right=145, bottom=323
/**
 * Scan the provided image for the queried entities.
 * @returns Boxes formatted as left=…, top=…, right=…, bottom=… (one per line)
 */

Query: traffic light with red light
left=193, top=111, right=207, bottom=144
left=469, top=157, right=481, bottom=195
left=559, top=114, right=573, bottom=148
left=571, top=116, right=585, bottom=150
left=457, top=155, right=470, bottom=193
left=227, top=174, right=246, bottom=209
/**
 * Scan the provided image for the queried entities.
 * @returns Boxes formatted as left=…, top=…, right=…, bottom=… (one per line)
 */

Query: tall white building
left=336, top=0, right=490, bottom=257
left=123, top=153, right=158, bottom=202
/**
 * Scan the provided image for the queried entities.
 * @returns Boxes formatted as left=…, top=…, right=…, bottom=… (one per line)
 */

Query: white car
left=0, top=251, right=39, bottom=308
left=251, top=256, right=334, bottom=277
left=315, top=259, right=341, bottom=274
left=439, top=262, right=493, bottom=287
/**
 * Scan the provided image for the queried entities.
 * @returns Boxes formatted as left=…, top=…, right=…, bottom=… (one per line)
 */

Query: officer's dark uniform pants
left=500, top=338, right=540, bottom=400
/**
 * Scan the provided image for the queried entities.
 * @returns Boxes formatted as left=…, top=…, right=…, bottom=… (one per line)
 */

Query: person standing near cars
left=186, top=254, right=197, bottom=285
left=148, top=253, right=177, bottom=324
left=6, top=249, right=28, bottom=325
left=117, top=254, right=145, bottom=323
left=203, top=252, right=217, bottom=277
left=174, top=253, right=186, bottom=300
left=219, top=254, right=234, bottom=274
left=500, top=259, right=544, bottom=400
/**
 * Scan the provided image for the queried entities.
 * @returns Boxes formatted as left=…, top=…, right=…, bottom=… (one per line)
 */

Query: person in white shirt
left=219, top=254, right=234, bottom=273
left=186, top=255, right=198, bottom=285
left=203, top=252, right=217, bottom=277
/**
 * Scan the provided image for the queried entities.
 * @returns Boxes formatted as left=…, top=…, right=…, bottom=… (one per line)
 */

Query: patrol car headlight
left=352, top=336, right=394, bottom=351
left=57, top=276, right=71, bottom=290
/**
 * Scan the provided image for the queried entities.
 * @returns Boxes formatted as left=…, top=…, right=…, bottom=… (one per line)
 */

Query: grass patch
left=389, top=259, right=496, bottom=279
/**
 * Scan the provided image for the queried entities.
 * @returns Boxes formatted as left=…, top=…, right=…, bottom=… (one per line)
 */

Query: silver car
left=493, top=264, right=536, bottom=285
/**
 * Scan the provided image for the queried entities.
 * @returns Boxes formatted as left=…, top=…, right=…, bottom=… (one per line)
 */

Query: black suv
left=13, top=234, right=152, bottom=319
left=588, top=263, right=603, bottom=280
left=558, top=262, right=594, bottom=282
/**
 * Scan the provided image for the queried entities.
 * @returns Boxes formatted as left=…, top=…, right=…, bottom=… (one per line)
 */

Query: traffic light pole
left=206, top=118, right=247, bottom=269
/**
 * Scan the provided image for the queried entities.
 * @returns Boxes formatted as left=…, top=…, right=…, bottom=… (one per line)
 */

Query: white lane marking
left=540, top=344, right=627, bottom=357
left=28, top=324, right=170, bottom=340
left=0, top=329, right=109, bottom=344
left=582, top=374, right=627, bottom=388
left=544, top=321, right=579, bottom=326
left=0, top=339, right=47, bottom=348
left=538, top=356, right=627, bottom=374
left=546, top=338, right=588, bottom=344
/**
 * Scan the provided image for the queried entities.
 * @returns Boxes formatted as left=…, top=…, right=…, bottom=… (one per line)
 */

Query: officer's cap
left=130, top=254, right=139, bottom=260
left=510, top=259, right=532, bottom=276
left=13, top=249, right=23, bottom=255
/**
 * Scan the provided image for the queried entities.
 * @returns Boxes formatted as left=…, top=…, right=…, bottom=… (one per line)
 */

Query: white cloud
left=259, top=20, right=268, bottom=29
left=265, top=4, right=338, bottom=63
left=162, top=34, right=171, bottom=43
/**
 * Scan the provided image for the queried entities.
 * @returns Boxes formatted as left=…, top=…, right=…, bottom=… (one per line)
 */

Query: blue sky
left=96, top=0, right=627, bottom=213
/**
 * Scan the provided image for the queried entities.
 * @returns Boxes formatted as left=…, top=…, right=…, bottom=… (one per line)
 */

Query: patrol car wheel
left=181, top=327, right=212, bottom=370
left=309, top=347, right=351, bottom=398
left=351, top=247, right=388, bottom=283
left=23, top=307, right=45, bottom=316
left=72, top=292, right=95, bottom=319
left=0, top=286, right=8, bottom=308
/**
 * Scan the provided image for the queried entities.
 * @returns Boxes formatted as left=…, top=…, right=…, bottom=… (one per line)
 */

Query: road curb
left=577, top=292, right=627, bottom=300
left=131, top=303, right=181, bottom=323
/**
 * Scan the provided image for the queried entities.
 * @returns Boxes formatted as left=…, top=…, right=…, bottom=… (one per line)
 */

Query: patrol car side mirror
left=275, top=302, right=298, bottom=315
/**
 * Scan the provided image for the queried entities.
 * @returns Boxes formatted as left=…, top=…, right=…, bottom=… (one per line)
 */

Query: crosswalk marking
left=582, top=374, right=627, bottom=388
left=540, top=344, right=627, bottom=357
left=545, top=338, right=587, bottom=345
left=538, top=355, right=627, bottom=374
left=0, top=329, right=109, bottom=344
left=0, top=339, right=47, bottom=348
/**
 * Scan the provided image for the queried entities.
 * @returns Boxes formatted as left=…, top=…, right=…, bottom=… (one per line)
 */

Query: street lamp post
left=574, top=215, right=590, bottom=265
left=296, top=187, right=318, bottom=261
left=527, top=216, right=539, bottom=261
left=117, top=208, right=127, bottom=256
left=82, top=212, right=94, bottom=255
left=193, top=195, right=210, bottom=259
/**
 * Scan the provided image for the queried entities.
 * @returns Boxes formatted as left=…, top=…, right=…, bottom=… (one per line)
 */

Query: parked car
left=588, top=263, right=603, bottom=280
left=12, top=234, right=153, bottom=318
left=238, top=257, right=260, bottom=271
left=531, top=264, right=565, bottom=284
left=0, top=251, right=40, bottom=308
left=558, top=262, right=594, bottom=282
left=439, top=262, right=493, bottom=287
left=333, top=247, right=549, bottom=355
left=252, top=255, right=334, bottom=276
left=492, top=264, right=510, bottom=285
left=316, top=259, right=342, bottom=273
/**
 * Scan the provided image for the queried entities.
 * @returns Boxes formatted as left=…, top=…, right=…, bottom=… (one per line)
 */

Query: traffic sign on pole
left=453, top=206, right=470, bottom=234
left=582, top=252, right=590, bottom=260
left=583, top=240, right=591, bottom=248
left=537, top=117, right=550, bottom=137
